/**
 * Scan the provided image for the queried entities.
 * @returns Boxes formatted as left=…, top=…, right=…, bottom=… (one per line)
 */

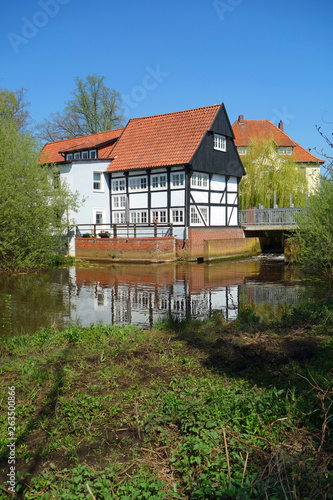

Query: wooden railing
left=75, top=223, right=174, bottom=239
left=239, top=208, right=302, bottom=226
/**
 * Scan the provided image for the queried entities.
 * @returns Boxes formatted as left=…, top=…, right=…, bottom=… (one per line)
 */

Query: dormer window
left=89, top=150, right=97, bottom=159
left=279, top=147, right=293, bottom=155
left=214, top=134, right=226, bottom=152
left=237, top=147, right=248, bottom=155
left=74, top=152, right=80, bottom=159
left=82, top=151, right=89, bottom=159
left=66, top=153, right=73, bottom=161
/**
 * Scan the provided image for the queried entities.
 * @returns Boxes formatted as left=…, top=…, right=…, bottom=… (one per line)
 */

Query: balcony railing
left=75, top=222, right=173, bottom=239
left=239, top=208, right=302, bottom=226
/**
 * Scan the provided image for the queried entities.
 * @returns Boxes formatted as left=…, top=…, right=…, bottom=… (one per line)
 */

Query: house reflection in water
left=72, top=261, right=256, bottom=328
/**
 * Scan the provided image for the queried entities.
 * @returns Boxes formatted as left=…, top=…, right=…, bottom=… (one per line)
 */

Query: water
left=0, top=258, right=325, bottom=336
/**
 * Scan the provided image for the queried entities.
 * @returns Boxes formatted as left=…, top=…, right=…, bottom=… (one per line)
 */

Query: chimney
left=238, top=114, right=244, bottom=125
left=278, top=120, right=284, bottom=132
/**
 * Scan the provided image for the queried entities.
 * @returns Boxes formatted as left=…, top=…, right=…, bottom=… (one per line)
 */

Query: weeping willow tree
left=239, top=139, right=308, bottom=210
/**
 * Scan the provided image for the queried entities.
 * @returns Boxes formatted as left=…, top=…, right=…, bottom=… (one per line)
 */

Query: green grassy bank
left=0, top=303, right=332, bottom=499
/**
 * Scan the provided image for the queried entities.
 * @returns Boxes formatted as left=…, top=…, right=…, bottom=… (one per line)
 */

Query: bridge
left=239, top=207, right=302, bottom=231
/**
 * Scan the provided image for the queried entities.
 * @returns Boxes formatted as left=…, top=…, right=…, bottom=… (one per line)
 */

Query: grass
left=0, top=304, right=332, bottom=499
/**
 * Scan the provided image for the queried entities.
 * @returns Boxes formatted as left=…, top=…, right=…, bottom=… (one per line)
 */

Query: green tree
left=36, top=74, right=125, bottom=141
left=0, top=113, right=81, bottom=271
left=239, top=139, right=308, bottom=210
left=0, top=86, right=31, bottom=131
left=295, top=178, right=333, bottom=280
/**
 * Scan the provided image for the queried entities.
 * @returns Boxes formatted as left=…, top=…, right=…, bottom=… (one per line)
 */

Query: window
left=130, top=211, right=147, bottom=223
left=95, top=211, right=103, bottom=224
left=151, top=174, right=167, bottom=189
left=74, top=152, right=80, bottom=159
left=171, top=173, right=184, bottom=187
left=279, top=147, right=293, bottom=155
left=82, top=151, right=89, bottom=159
left=93, top=172, right=103, bottom=191
left=129, top=176, right=147, bottom=191
left=113, top=212, right=126, bottom=224
left=66, top=153, right=73, bottom=161
left=237, top=147, right=248, bottom=155
left=152, top=210, right=167, bottom=223
left=191, top=173, right=208, bottom=188
left=113, top=195, right=126, bottom=209
left=89, top=150, right=97, bottom=159
left=191, top=206, right=208, bottom=225
left=214, top=134, right=226, bottom=152
left=112, top=179, right=126, bottom=192
left=171, top=209, right=184, bottom=224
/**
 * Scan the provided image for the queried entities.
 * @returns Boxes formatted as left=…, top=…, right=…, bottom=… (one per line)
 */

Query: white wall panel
left=129, top=193, right=147, bottom=209
left=211, top=206, right=226, bottom=226
left=191, top=191, right=209, bottom=204
left=171, top=189, right=185, bottom=206
left=211, top=192, right=224, bottom=204
left=228, top=177, right=238, bottom=192
left=227, top=206, right=238, bottom=226
left=227, top=192, right=238, bottom=205
left=211, top=174, right=226, bottom=191
left=151, top=191, right=167, bottom=208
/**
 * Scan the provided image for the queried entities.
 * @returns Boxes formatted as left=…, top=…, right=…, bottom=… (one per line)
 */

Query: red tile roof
left=106, top=105, right=221, bottom=172
left=40, top=129, right=123, bottom=163
left=232, top=118, right=323, bottom=164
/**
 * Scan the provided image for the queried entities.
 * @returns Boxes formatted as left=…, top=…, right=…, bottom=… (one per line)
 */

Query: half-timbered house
left=41, top=103, right=246, bottom=260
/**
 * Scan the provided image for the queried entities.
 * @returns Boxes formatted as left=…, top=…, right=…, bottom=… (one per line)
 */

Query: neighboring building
left=232, top=115, right=324, bottom=194
left=41, top=104, right=245, bottom=258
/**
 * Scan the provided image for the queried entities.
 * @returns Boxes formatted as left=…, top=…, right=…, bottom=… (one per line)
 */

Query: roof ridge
left=127, top=104, right=221, bottom=122
left=47, top=127, right=123, bottom=146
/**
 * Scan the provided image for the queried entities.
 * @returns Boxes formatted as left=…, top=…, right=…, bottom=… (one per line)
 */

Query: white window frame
left=237, top=147, right=248, bottom=155
left=66, top=153, right=73, bottom=161
left=214, top=134, right=226, bottom=152
left=74, top=152, right=80, bottom=159
left=171, top=209, right=184, bottom=224
left=190, top=206, right=208, bottom=226
left=93, top=171, right=104, bottom=192
left=191, top=173, right=209, bottom=189
left=93, top=208, right=106, bottom=225
left=129, top=176, right=147, bottom=191
left=82, top=151, right=89, bottom=159
left=89, top=150, right=97, bottom=159
left=279, top=147, right=293, bottom=155
left=112, top=195, right=126, bottom=209
left=151, top=173, right=167, bottom=190
left=130, top=211, right=148, bottom=223
left=113, top=211, right=126, bottom=224
left=171, top=172, right=185, bottom=188
left=112, top=178, right=126, bottom=192
left=151, top=210, right=167, bottom=223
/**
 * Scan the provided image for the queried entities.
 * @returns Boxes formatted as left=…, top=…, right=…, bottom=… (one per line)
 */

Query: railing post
left=154, top=223, right=157, bottom=238
left=76, top=225, right=79, bottom=237
left=170, top=223, right=173, bottom=236
left=93, top=224, right=96, bottom=237
left=113, top=224, right=117, bottom=238
left=134, top=224, right=137, bottom=238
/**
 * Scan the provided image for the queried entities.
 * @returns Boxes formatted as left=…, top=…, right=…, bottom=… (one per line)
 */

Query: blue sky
left=1, top=0, right=332, bottom=161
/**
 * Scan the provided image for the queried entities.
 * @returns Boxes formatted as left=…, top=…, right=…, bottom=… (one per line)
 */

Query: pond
left=0, top=257, right=326, bottom=337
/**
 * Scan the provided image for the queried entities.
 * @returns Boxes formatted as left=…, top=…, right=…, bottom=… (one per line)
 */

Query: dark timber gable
left=190, top=103, right=245, bottom=178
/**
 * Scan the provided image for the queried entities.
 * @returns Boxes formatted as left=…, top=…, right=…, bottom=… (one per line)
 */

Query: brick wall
left=75, top=237, right=175, bottom=262
left=204, top=237, right=261, bottom=261
left=176, top=227, right=244, bottom=260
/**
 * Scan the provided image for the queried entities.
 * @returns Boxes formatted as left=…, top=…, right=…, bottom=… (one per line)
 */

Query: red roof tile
left=232, top=118, right=323, bottom=164
left=40, top=129, right=123, bottom=163
left=106, top=105, right=221, bottom=172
